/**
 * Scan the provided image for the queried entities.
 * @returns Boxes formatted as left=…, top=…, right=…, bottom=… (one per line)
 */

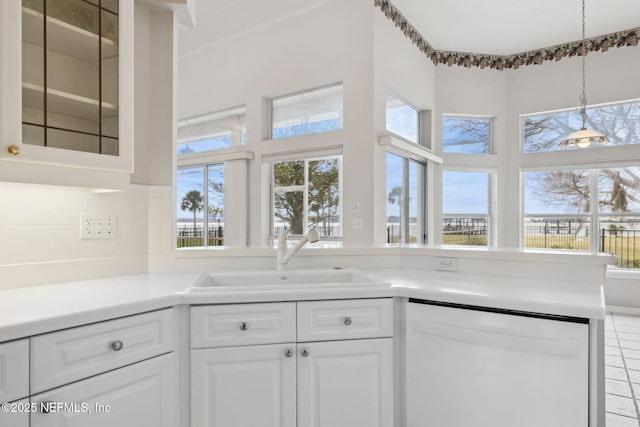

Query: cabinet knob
left=300, top=348, right=310, bottom=357
left=7, top=145, right=20, bottom=156
left=239, top=321, right=249, bottom=331
left=343, top=316, right=353, bottom=326
left=111, top=340, right=124, bottom=351
left=284, top=348, right=294, bottom=358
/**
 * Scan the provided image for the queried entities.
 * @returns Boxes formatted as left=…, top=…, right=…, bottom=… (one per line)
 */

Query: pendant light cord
left=580, top=0, right=587, bottom=129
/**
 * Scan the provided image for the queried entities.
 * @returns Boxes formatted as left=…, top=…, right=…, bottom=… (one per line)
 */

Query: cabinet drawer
left=0, top=340, right=29, bottom=403
left=31, top=308, right=176, bottom=393
left=297, top=298, right=393, bottom=342
left=191, top=303, right=296, bottom=348
left=31, top=353, right=176, bottom=427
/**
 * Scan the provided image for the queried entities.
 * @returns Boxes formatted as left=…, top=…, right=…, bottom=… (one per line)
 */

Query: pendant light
left=560, top=0, right=609, bottom=148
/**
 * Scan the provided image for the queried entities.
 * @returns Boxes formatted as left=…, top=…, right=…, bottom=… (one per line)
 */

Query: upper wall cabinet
left=0, top=0, right=134, bottom=175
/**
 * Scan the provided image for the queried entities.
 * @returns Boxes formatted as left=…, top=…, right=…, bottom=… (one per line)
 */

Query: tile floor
left=606, top=312, right=640, bottom=426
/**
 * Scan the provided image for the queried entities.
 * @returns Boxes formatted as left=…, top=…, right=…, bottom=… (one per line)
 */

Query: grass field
left=439, top=233, right=639, bottom=269
left=177, top=237, right=224, bottom=248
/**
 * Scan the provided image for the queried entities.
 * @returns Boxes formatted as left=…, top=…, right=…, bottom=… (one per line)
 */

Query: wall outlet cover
left=436, top=257, right=458, bottom=272
left=80, top=213, right=118, bottom=240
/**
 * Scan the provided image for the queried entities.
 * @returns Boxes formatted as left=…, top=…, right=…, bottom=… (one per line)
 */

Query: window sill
left=379, top=135, right=443, bottom=164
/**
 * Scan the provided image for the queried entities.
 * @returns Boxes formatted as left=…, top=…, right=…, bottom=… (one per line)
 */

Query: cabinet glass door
left=21, top=0, right=119, bottom=155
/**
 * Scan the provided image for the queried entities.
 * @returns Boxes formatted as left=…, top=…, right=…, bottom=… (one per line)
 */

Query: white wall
left=372, top=9, right=437, bottom=244
left=0, top=182, right=148, bottom=290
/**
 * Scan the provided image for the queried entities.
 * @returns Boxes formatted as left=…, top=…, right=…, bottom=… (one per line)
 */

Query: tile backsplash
left=0, top=182, right=149, bottom=289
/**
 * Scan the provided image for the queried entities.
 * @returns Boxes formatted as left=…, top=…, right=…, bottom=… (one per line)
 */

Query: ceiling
left=178, top=0, right=640, bottom=57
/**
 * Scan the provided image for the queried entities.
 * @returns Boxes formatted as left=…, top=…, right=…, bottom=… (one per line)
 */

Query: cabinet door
left=191, top=343, right=296, bottom=427
left=0, top=0, right=134, bottom=175
left=406, top=302, right=589, bottom=427
left=0, top=339, right=29, bottom=403
left=297, top=338, right=393, bottom=427
left=0, top=399, right=29, bottom=427
left=30, top=353, right=176, bottom=427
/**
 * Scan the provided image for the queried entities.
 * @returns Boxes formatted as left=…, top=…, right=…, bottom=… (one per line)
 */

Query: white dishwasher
left=406, top=300, right=589, bottom=427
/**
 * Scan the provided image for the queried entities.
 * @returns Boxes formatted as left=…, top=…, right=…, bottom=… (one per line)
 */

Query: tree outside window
left=273, top=157, right=341, bottom=239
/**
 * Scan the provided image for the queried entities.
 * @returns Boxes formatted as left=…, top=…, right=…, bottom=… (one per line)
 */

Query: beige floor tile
left=607, top=394, right=638, bottom=418
left=608, top=346, right=623, bottom=357
left=609, top=355, right=626, bottom=368
left=609, top=379, right=634, bottom=398
left=607, top=412, right=640, bottom=427
left=624, top=348, right=640, bottom=360
left=621, top=341, right=640, bottom=351
left=609, top=366, right=630, bottom=382
left=628, top=369, right=640, bottom=384
left=619, top=332, right=640, bottom=342
left=626, top=359, right=640, bottom=371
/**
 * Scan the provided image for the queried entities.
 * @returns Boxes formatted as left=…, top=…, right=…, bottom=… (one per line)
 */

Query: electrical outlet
left=80, top=213, right=117, bottom=240
left=436, top=257, right=458, bottom=272
left=352, top=218, right=363, bottom=230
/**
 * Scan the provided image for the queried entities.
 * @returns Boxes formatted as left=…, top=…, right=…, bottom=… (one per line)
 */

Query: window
left=386, top=92, right=420, bottom=144
left=523, top=169, right=591, bottom=251
left=386, top=153, right=426, bottom=244
left=272, top=157, right=342, bottom=240
left=271, top=84, right=342, bottom=140
left=176, top=164, right=225, bottom=248
left=523, top=167, right=640, bottom=267
left=520, top=99, right=640, bottom=268
left=521, top=100, right=640, bottom=153
left=177, top=106, right=246, bottom=155
left=442, top=116, right=491, bottom=154
left=442, top=171, right=490, bottom=246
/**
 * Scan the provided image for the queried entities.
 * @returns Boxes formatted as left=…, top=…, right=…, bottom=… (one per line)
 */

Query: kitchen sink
left=187, top=268, right=390, bottom=292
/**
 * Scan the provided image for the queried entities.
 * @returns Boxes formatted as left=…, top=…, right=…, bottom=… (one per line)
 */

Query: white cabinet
left=0, top=399, right=30, bottom=427
left=0, top=0, right=134, bottom=181
left=191, top=344, right=297, bottom=427
left=190, top=299, right=394, bottom=427
left=31, top=353, right=176, bottom=427
left=406, top=301, right=589, bottom=427
left=31, top=308, right=176, bottom=393
left=191, top=302, right=296, bottom=348
left=298, top=338, right=393, bottom=427
left=0, top=339, right=29, bottom=404
left=0, top=309, right=178, bottom=426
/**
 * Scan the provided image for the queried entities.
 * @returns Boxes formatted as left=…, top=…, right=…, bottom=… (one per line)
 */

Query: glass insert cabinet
left=0, top=0, right=133, bottom=172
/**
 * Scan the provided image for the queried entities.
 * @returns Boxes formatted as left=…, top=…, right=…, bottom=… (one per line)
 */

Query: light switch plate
left=80, top=213, right=117, bottom=240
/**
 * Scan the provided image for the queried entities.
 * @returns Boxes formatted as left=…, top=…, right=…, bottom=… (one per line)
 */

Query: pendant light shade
left=560, top=0, right=609, bottom=148
left=562, top=128, right=609, bottom=148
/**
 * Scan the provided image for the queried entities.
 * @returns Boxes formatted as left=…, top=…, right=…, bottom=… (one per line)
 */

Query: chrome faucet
left=277, top=229, right=320, bottom=271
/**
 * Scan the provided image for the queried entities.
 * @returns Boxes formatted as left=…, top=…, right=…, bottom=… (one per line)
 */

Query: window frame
left=385, top=152, right=427, bottom=244
left=176, top=162, right=224, bottom=249
left=520, top=98, right=640, bottom=154
left=177, top=106, right=247, bottom=155
left=441, top=114, right=494, bottom=155
left=270, top=155, right=344, bottom=242
left=441, top=167, right=496, bottom=247
left=269, top=83, right=344, bottom=141
left=521, top=165, right=640, bottom=261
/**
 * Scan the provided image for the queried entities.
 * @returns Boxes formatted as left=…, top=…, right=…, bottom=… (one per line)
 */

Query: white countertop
left=0, top=269, right=605, bottom=342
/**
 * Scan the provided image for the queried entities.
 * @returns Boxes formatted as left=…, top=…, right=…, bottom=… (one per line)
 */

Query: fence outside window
left=385, top=217, right=640, bottom=269
left=177, top=225, right=224, bottom=248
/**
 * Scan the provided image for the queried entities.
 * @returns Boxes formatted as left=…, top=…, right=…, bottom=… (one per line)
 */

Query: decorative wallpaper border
left=374, top=0, right=640, bottom=70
